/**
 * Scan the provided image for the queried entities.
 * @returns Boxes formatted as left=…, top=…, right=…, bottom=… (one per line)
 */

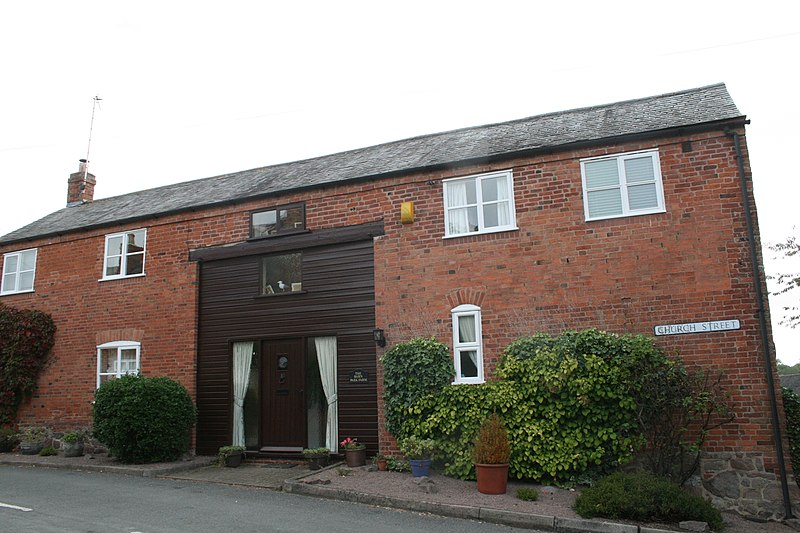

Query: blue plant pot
left=409, top=458, right=432, bottom=477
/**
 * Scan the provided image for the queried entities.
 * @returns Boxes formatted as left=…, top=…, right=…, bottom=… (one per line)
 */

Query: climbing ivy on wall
left=0, top=304, right=56, bottom=425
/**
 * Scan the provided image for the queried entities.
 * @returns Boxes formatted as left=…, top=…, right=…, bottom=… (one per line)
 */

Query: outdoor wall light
left=373, top=328, right=386, bottom=347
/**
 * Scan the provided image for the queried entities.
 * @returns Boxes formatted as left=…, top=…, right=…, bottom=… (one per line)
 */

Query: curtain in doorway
left=232, top=341, right=254, bottom=447
left=314, top=336, right=338, bottom=452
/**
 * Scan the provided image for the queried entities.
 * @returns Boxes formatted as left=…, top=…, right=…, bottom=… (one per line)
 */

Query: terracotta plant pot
left=344, top=447, right=366, bottom=467
left=376, top=458, right=388, bottom=471
left=475, top=463, right=509, bottom=494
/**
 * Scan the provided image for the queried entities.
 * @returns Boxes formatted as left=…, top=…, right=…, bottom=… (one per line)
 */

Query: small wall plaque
left=348, top=369, right=368, bottom=383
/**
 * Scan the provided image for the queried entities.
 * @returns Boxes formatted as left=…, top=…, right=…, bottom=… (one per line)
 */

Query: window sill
left=452, top=379, right=485, bottom=385
left=584, top=207, right=665, bottom=223
left=254, top=290, right=307, bottom=299
left=443, top=226, right=518, bottom=240
left=0, top=289, right=35, bottom=297
left=99, top=273, right=146, bottom=282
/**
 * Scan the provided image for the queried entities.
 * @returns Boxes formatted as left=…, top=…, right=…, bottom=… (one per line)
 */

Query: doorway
left=260, top=338, right=306, bottom=451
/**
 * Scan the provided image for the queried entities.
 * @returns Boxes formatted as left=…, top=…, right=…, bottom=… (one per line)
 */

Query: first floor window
left=1, top=248, right=37, bottom=295
left=103, top=229, right=147, bottom=279
left=443, top=170, right=516, bottom=237
left=261, top=252, right=303, bottom=295
left=581, top=149, right=665, bottom=221
left=97, top=341, right=141, bottom=387
left=451, top=304, right=484, bottom=384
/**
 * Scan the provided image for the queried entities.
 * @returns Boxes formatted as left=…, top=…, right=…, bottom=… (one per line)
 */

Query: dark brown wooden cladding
left=195, top=229, right=380, bottom=455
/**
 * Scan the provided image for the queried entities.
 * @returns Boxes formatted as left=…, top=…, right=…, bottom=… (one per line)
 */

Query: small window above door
left=251, top=204, right=306, bottom=238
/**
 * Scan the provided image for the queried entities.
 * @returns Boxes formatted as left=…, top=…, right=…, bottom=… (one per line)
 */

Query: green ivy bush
left=381, top=337, right=453, bottom=438
left=0, top=428, right=19, bottom=452
left=782, top=386, right=800, bottom=488
left=574, top=471, right=722, bottom=530
left=93, top=375, right=196, bottom=463
left=0, top=305, right=56, bottom=425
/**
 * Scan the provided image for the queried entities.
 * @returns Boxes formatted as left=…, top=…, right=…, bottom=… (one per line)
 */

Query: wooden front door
left=261, top=338, right=306, bottom=451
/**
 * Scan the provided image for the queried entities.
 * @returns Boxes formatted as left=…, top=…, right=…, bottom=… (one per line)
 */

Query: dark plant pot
left=344, top=447, right=366, bottom=467
left=409, top=458, right=432, bottom=477
left=307, top=454, right=330, bottom=470
left=20, top=442, right=44, bottom=456
left=376, top=458, right=388, bottom=471
left=475, top=463, right=509, bottom=494
left=63, top=442, right=84, bottom=458
left=225, top=453, right=243, bottom=467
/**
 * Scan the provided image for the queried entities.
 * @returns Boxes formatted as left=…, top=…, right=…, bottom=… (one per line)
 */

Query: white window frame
left=97, top=340, right=141, bottom=388
left=451, top=304, right=484, bottom=384
left=101, top=229, right=147, bottom=281
left=443, top=170, right=517, bottom=238
left=580, top=149, right=665, bottom=221
left=1, top=248, right=37, bottom=295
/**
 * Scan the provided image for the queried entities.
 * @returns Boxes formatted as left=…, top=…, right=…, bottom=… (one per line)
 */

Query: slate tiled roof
left=0, top=83, right=743, bottom=245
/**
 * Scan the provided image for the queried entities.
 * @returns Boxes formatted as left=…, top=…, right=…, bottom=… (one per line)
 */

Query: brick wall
left=0, top=126, right=788, bottom=487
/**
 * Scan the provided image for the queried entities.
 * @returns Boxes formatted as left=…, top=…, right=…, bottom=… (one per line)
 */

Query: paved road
left=0, top=465, right=528, bottom=532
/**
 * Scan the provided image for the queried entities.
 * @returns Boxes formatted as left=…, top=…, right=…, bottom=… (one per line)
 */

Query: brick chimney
left=67, top=159, right=96, bottom=206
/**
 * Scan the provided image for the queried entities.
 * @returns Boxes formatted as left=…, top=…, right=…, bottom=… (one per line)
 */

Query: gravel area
left=299, top=465, right=799, bottom=533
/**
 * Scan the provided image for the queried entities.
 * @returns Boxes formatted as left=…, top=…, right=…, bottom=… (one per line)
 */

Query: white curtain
left=232, top=341, right=254, bottom=447
left=458, top=315, right=478, bottom=368
left=315, top=336, right=338, bottom=453
left=493, top=177, right=512, bottom=227
left=446, top=181, right=470, bottom=234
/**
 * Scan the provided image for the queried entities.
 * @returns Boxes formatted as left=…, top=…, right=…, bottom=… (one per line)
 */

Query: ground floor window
left=451, top=304, right=484, bottom=384
left=97, top=341, right=140, bottom=388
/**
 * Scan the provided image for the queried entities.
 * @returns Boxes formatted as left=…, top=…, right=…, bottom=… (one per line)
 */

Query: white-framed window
left=443, top=170, right=516, bottom=237
left=580, top=149, right=665, bottom=221
left=97, top=340, right=141, bottom=388
left=1, top=248, right=37, bottom=295
left=451, top=304, right=484, bottom=384
left=102, top=229, right=146, bottom=280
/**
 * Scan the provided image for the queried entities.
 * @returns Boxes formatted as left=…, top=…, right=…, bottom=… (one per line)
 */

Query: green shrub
left=516, top=487, right=539, bottom=501
left=381, top=337, right=452, bottom=438
left=472, top=413, right=510, bottom=464
left=0, top=306, right=56, bottom=425
left=398, top=436, right=436, bottom=459
left=782, top=386, right=800, bottom=488
left=574, top=471, right=722, bottom=530
left=38, top=445, right=57, bottom=456
left=0, top=428, right=19, bottom=452
left=93, top=375, right=196, bottom=464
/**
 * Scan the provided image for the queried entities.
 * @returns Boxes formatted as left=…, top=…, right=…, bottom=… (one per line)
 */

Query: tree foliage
left=769, top=234, right=800, bottom=329
left=781, top=386, right=800, bottom=488
left=0, top=304, right=56, bottom=425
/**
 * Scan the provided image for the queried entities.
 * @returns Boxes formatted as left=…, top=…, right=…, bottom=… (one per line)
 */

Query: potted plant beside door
left=472, top=413, right=511, bottom=494
left=340, top=437, right=366, bottom=467
left=218, top=445, right=246, bottom=467
left=302, top=447, right=331, bottom=470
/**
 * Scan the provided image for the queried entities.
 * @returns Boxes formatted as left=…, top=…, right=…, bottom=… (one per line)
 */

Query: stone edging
left=282, top=475, right=681, bottom=533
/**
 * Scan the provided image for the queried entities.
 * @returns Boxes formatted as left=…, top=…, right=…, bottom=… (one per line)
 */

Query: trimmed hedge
left=93, top=375, right=196, bottom=463
left=397, top=330, right=669, bottom=482
left=574, top=471, right=722, bottom=530
left=381, top=337, right=453, bottom=438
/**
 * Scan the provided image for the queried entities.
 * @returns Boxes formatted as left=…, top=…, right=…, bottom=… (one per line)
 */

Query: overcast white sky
left=1, top=1, right=799, bottom=362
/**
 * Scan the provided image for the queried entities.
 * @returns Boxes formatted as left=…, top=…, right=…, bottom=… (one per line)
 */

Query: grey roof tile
left=0, top=83, right=742, bottom=245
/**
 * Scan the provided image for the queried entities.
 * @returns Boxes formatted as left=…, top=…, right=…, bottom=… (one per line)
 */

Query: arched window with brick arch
left=451, top=304, right=484, bottom=384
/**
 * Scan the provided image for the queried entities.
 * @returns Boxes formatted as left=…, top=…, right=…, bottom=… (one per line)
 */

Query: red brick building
left=0, top=84, right=794, bottom=518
